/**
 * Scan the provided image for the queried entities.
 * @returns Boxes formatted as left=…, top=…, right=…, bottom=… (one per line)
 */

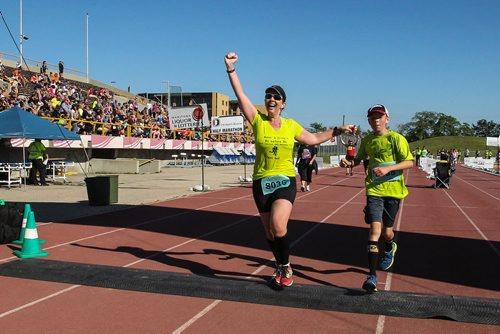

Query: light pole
left=86, top=13, right=89, bottom=83
left=19, top=0, right=27, bottom=65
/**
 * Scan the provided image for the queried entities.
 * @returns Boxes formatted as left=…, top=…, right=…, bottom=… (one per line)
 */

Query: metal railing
left=0, top=51, right=85, bottom=77
left=42, top=116, right=253, bottom=143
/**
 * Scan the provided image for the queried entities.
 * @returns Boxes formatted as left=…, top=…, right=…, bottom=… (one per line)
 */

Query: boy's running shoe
left=380, top=241, right=397, bottom=271
left=362, top=274, right=378, bottom=293
left=306, top=185, right=310, bottom=192
left=272, top=264, right=294, bottom=287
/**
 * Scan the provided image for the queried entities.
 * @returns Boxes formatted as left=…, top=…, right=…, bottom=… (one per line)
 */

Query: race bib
left=371, top=162, right=401, bottom=183
left=261, top=175, right=290, bottom=195
left=301, top=149, right=311, bottom=159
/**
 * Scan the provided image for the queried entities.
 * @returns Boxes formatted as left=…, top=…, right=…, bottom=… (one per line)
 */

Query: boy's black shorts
left=252, top=177, right=296, bottom=213
left=363, top=196, right=401, bottom=227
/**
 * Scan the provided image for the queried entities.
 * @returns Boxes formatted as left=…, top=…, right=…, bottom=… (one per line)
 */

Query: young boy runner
left=340, top=104, right=414, bottom=292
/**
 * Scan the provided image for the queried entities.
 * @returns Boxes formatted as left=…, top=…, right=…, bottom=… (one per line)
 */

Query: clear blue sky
left=1, top=0, right=499, bottom=130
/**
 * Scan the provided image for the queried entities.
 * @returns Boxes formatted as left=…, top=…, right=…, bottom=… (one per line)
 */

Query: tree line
left=307, top=111, right=499, bottom=143
left=396, top=111, right=500, bottom=142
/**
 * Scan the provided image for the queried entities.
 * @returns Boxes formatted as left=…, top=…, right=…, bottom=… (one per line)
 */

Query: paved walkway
left=0, top=164, right=254, bottom=222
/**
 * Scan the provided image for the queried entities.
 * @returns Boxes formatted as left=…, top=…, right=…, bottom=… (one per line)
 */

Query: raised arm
left=224, top=52, right=257, bottom=123
left=296, top=125, right=357, bottom=146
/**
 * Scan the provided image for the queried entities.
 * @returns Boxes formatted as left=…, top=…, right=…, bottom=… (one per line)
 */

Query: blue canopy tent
left=0, top=106, right=81, bottom=188
left=0, top=106, right=80, bottom=140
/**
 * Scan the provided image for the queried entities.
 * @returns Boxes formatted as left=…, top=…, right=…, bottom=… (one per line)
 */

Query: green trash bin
left=85, top=175, right=118, bottom=206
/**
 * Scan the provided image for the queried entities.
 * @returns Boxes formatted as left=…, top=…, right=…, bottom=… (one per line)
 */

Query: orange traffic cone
left=13, top=211, right=48, bottom=259
left=12, top=204, right=45, bottom=245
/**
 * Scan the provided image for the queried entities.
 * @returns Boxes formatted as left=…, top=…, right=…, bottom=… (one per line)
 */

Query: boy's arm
left=372, top=160, right=413, bottom=178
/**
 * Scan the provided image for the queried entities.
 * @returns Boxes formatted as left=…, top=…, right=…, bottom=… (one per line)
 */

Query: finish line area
left=0, top=165, right=499, bottom=333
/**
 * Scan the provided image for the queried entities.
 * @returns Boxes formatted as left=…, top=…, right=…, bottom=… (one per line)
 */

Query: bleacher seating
left=240, top=147, right=255, bottom=164
left=207, top=146, right=243, bottom=165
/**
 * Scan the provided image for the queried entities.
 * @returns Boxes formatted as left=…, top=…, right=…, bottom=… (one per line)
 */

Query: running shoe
left=301, top=186, right=305, bottom=192
left=272, top=264, right=294, bottom=287
left=280, top=264, right=294, bottom=287
left=362, top=274, right=378, bottom=293
left=306, top=185, right=310, bottom=192
left=379, top=241, right=397, bottom=271
left=272, top=265, right=282, bottom=286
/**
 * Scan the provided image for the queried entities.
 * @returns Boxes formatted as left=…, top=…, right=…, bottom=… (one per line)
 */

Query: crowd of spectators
left=0, top=60, right=253, bottom=143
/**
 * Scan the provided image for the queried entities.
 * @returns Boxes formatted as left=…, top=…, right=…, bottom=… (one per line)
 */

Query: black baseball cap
left=265, top=85, right=286, bottom=102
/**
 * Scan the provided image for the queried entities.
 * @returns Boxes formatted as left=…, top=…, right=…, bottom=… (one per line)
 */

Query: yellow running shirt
left=355, top=131, right=413, bottom=199
left=252, top=112, right=303, bottom=180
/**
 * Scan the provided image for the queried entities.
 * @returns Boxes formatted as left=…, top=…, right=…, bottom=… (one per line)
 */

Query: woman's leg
left=269, top=199, right=293, bottom=264
left=269, top=199, right=294, bottom=286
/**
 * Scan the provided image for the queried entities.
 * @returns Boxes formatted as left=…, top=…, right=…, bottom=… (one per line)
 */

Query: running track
left=0, top=165, right=499, bottom=333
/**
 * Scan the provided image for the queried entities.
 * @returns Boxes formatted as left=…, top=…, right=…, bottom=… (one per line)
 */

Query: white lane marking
left=0, top=285, right=80, bottom=318
left=172, top=300, right=223, bottom=334
left=454, top=175, right=500, bottom=201
left=442, top=190, right=500, bottom=258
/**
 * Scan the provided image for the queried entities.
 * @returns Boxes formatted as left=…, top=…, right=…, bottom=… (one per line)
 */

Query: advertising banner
left=168, top=104, right=209, bottom=129
left=211, top=115, right=245, bottom=134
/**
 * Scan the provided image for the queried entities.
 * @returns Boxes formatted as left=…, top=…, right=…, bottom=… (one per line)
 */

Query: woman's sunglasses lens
left=265, top=93, right=282, bottom=100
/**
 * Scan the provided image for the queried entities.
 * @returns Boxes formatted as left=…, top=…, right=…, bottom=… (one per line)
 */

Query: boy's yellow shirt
left=356, top=131, right=413, bottom=199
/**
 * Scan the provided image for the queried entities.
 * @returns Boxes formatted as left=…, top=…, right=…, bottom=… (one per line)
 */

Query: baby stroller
left=433, top=154, right=454, bottom=189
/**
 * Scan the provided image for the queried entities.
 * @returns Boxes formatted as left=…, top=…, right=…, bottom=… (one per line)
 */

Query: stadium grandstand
left=0, top=51, right=256, bottom=170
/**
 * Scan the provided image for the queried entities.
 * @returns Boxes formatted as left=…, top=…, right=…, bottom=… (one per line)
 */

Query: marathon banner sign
left=211, top=115, right=245, bottom=134
left=168, top=104, right=210, bottom=130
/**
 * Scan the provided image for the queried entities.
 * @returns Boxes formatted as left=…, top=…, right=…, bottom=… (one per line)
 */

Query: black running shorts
left=363, top=196, right=400, bottom=227
left=252, top=177, right=296, bottom=213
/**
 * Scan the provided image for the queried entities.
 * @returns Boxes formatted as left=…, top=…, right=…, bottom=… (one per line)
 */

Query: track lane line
left=453, top=175, right=500, bottom=201
left=442, top=190, right=500, bottom=258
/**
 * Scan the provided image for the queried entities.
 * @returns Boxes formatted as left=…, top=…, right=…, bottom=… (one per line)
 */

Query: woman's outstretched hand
left=340, top=125, right=357, bottom=134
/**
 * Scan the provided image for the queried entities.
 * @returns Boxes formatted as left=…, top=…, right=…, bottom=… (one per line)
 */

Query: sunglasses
left=265, top=93, right=282, bottom=101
